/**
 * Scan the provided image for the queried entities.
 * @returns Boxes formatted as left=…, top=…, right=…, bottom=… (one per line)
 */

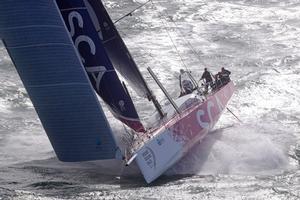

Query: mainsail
left=56, top=0, right=145, bottom=132
left=0, top=0, right=121, bottom=161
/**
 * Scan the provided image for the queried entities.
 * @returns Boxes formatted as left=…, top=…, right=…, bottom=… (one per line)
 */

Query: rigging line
left=168, top=17, right=205, bottom=66
left=111, top=29, right=166, bottom=118
left=151, top=0, right=206, bottom=67
left=119, top=29, right=169, bottom=71
left=118, top=5, right=191, bottom=85
left=120, top=30, right=199, bottom=100
left=272, top=68, right=280, bottom=73
left=118, top=1, right=189, bottom=72
left=150, top=0, right=189, bottom=71
left=120, top=3, right=196, bottom=91
left=114, top=0, right=151, bottom=24
left=226, top=108, right=243, bottom=123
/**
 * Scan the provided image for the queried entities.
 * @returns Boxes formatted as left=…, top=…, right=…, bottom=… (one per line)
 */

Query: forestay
left=0, top=0, right=120, bottom=161
left=56, top=0, right=145, bottom=132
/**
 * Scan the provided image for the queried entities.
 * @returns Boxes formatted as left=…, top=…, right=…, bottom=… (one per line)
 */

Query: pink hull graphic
left=133, top=81, right=235, bottom=183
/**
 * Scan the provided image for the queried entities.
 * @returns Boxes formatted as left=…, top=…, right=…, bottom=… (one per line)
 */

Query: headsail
left=56, top=0, right=145, bottom=132
left=77, top=0, right=153, bottom=99
left=0, top=0, right=121, bottom=161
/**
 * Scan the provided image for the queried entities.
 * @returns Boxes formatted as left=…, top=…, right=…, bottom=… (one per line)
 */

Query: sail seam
left=60, top=7, right=87, bottom=11
left=0, top=25, right=63, bottom=31
left=7, top=43, right=73, bottom=49
left=28, top=83, right=90, bottom=88
left=102, top=36, right=118, bottom=44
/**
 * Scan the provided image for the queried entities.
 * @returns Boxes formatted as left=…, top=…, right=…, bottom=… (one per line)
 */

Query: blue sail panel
left=56, top=0, right=145, bottom=132
left=0, top=0, right=120, bottom=162
left=71, top=0, right=153, bottom=99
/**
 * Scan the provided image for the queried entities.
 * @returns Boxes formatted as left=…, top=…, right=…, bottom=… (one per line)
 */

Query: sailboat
left=0, top=0, right=234, bottom=183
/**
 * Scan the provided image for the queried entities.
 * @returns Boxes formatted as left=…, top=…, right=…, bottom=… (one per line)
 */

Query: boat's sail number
left=142, top=147, right=156, bottom=169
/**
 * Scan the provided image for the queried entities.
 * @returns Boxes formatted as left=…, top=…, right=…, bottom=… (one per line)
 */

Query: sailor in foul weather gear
left=179, top=69, right=194, bottom=96
left=200, top=68, right=213, bottom=93
left=215, top=67, right=231, bottom=88
left=219, top=67, right=231, bottom=84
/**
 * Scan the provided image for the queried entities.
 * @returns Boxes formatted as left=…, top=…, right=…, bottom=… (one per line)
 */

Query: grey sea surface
left=0, top=0, right=300, bottom=199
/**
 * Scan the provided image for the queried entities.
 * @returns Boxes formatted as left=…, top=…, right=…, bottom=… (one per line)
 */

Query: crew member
left=219, top=67, right=231, bottom=84
left=179, top=69, right=193, bottom=96
left=200, top=68, right=213, bottom=93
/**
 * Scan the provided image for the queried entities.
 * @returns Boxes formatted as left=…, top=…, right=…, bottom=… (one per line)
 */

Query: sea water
left=0, top=0, right=299, bottom=199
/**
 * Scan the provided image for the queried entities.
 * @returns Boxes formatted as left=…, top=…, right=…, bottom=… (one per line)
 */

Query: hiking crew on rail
left=179, top=67, right=231, bottom=96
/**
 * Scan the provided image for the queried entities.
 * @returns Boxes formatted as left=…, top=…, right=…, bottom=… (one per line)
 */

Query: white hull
left=133, top=81, right=235, bottom=183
